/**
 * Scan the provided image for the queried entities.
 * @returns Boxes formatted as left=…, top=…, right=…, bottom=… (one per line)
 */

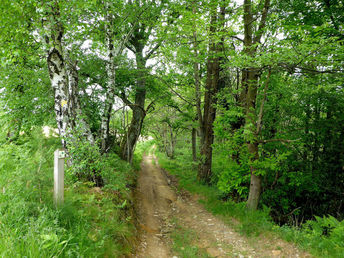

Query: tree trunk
left=246, top=145, right=262, bottom=210
left=67, top=62, right=95, bottom=144
left=46, top=49, right=69, bottom=146
left=243, top=0, right=270, bottom=210
left=44, top=3, right=95, bottom=146
left=169, top=126, right=175, bottom=159
left=120, top=48, right=146, bottom=162
left=192, top=4, right=205, bottom=147
left=197, top=3, right=224, bottom=183
left=245, top=69, right=260, bottom=210
left=44, top=2, right=100, bottom=185
left=121, top=105, right=145, bottom=163
left=162, top=127, right=169, bottom=157
left=192, top=127, right=197, bottom=161
left=101, top=6, right=116, bottom=153
left=100, top=86, right=114, bottom=152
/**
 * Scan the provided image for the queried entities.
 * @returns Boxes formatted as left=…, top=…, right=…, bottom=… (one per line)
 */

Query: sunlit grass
left=0, top=129, right=137, bottom=257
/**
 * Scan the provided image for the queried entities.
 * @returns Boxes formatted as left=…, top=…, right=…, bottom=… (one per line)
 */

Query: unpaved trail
left=132, top=151, right=311, bottom=258
left=133, top=153, right=175, bottom=257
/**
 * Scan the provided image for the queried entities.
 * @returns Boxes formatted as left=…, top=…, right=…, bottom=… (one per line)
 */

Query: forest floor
left=131, top=151, right=311, bottom=258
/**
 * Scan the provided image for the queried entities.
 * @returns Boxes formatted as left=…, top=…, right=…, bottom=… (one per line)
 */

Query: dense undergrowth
left=0, top=129, right=142, bottom=257
left=154, top=141, right=344, bottom=258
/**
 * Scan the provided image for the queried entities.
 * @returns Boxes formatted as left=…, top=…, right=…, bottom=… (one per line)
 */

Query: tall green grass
left=0, top=129, right=137, bottom=257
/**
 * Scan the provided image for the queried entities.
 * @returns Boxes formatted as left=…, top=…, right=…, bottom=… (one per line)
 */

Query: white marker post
left=54, top=149, right=65, bottom=206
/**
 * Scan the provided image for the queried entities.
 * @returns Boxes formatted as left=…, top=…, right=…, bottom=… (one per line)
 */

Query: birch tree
left=42, top=1, right=94, bottom=148
left=100, top=0, right=133, bottom=153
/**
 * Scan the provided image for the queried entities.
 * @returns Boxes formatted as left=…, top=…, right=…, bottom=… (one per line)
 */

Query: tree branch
left=259, top=138, right=300, bottom=144
left=156, top=76, right=196, bottom=107
left=282, top=207, right=301, bottom=218
left=120, top=92, right=134, bottom=107
left=144, top=42, right=161, bottom=61
left=256, top=69, right=271, bottom=135
left=298, top=66, right=344, bottom=74
left=253, top=0, right=270, bottom=44
left=230, top=35, right=244, bottom=42
left=145, top=100, right=156, bottom=113
left=125, top=43, right=136, bottom=54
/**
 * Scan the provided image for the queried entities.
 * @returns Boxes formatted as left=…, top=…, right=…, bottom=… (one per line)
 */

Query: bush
left=0, top=128, right=136, bottom=257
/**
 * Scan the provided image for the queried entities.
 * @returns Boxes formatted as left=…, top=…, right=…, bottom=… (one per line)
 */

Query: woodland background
left=0, top=0, right=343, bottom=256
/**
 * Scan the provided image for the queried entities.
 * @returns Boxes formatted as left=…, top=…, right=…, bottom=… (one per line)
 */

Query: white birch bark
left=44, top=3, right=94, bottom=147
left=101, top=2, right=133, bottom=152
left=44, top=9, right=69, bottom=147
left=67, top=62, right=95, bottom=144
left=100, top=11, right=116, bottom=152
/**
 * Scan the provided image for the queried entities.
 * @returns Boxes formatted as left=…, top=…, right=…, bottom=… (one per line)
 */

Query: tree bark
left=246, top=142, right=261, bottom=210
left=67, top=61, right=95, bottom=144
left=197, top=3, right=225, bottom=183
left=43, top=2, right=100, bottom=185
left=100, top=12, right=116, bottom=153
left=192, top=4, right=204, bottom=147
left=100, top=2, right=125, bottom=153
left=121, top=105, right=145, bottom=163
left=45, top=13, right=69, bottom=147
left=245, top=68, right=260, bottom=209
left=242, top=0, right=270, bottom=210
left=44, top=2, right=95, bottom=147
left=169, top=126, right=176, bottom=159
left=120, top=47, right=147, bottom=163
left=192, top=127, right=197, bottom=161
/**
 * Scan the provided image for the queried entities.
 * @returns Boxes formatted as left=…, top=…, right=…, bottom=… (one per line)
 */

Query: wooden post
left=54, top=149, right=65, bottom=206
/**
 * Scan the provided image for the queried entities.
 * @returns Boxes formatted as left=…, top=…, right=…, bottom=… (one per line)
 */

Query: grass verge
left=0, top=129, right=140, bottom=257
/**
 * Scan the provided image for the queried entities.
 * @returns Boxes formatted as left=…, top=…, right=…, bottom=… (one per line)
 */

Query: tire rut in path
left=132, top=153, right=311, bottom=258
left=133, top=154, right=176, bottom=257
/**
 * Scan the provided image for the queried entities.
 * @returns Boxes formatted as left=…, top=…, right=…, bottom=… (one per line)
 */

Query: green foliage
left=213, top=108, right=290, bottom=201
left=101, top=152, right=136, bottom=192
left=1, top=0, right=344, bottom=256
left=0, top=55, right=53, bottom=135
left=135, top=140, right=155, bottom=160
left=216, top=160, right=250, bottom=198
left=0, top=129, right=135, bottom=257
left=278, top=215, right=344, bottom=257
left=66, top=132, right=104, bottom=184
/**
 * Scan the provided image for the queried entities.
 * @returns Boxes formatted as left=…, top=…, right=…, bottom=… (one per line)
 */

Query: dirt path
left=133, top=153, right=175, bottom=257
left=132, top=152, right=311, bottom=258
